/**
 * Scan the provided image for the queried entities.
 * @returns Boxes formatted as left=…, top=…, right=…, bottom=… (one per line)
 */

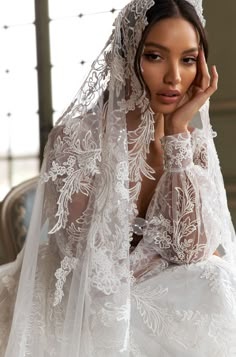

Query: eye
left=143, top=53, right=162, bottom=62
left=183, top=57, right=197, bottom=65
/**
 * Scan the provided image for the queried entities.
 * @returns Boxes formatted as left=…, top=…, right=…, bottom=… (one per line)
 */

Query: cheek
left=141, top=62, right=161, bottom=92
left=183, top=67, right=197, bottom=87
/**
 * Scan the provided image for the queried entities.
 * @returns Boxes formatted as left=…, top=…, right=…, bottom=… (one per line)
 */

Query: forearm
left=144, top=131, right=221, bottom=264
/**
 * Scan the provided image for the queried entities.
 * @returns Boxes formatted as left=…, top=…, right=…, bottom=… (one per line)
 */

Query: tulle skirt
left=1, top=247, right=236, bottom=357
left=131, top=255, right=236, bottom=356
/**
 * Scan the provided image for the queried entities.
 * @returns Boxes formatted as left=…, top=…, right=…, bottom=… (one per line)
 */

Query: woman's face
left=141, top=17, right=199, bottom=114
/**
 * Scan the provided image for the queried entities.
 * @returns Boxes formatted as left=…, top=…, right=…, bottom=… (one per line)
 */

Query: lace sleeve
left=41, top=119, right=101, bottom=305
left=144, top=131, right=222, bottom=265
left=191, top=128, right=209, bottom=169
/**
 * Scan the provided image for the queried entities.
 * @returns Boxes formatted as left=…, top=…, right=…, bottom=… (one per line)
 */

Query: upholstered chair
left=0, top=177, right=38, bottom=264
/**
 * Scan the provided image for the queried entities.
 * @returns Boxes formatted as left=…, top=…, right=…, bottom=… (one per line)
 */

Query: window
left=0, top=0, right=129, bottom=199
left=0, top=0, right=38, bottom=199
left=49, top=0, right=129, bottom=120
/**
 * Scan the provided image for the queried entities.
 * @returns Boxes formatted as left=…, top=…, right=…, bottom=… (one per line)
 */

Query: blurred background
left=0, top=0, right=235, bottom=222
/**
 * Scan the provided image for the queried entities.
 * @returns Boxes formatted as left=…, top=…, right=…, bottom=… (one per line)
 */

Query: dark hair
left=134, top=0, right=208, bottom=89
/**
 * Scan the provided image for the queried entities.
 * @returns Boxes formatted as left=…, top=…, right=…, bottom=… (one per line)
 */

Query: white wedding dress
left=1, top=0, right=236, bottom=355
left=1, top=116, right=236, bottom=356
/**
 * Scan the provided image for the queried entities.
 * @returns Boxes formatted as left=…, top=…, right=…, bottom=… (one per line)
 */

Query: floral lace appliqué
left=161, top=132, right=193, bottom=171
left=53, top=256, right=78, bottom=306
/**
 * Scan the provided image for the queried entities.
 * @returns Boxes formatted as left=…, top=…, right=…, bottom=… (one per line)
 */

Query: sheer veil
left=2, top=0, right=236, bottom=356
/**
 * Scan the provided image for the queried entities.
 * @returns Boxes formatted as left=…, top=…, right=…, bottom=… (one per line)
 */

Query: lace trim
left=161, top=132, right=193, bottom=171
left=53, top=256, right=78, bottom=306
left=187, top=0, right=206, bottom=27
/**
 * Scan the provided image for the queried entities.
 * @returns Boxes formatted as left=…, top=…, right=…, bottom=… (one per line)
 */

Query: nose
left=163, top=62, right=181, bottom=85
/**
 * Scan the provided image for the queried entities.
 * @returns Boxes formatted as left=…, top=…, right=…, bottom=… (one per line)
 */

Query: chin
left=150, top=102, right=179, bottom=115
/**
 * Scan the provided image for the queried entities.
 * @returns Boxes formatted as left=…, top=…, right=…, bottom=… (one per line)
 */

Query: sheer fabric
left=1, top=0, right=236, bottom=356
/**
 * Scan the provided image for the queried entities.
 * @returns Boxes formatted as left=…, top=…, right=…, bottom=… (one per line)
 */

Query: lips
left=156, top=90, right=181, bottom=104
left=158, top=90, right=181, bottom=97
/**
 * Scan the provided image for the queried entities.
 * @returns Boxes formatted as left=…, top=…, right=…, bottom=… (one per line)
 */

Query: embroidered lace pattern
left=144, top=129, right=222, bottom=264
left=1, top=0, right=236, bottom=356
left=187, top=0, right=206, bottom=26
left=161, top=132, right=193, bottom=171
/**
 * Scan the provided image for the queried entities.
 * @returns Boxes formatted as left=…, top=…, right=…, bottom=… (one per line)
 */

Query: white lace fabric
left=143, top=129, right=222, bottom=265
left=162, top=132, right=193, bottom=171
left=1, top=0, right=236, bottom=356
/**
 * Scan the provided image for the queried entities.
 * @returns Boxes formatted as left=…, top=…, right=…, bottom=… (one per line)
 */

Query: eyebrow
left=144, top=42, right=199, bottom=54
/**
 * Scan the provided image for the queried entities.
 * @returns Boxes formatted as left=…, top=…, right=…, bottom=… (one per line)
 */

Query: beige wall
left=204, top=1, right=236, bottom=225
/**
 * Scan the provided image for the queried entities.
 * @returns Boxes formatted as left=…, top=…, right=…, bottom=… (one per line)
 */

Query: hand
left=164, top=48, right=218, bottom=136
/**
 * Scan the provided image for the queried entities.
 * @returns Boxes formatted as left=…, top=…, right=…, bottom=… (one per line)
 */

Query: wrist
left=164, top=124, right=188, bottom=136
left=161, top=132, right=193, bottom=171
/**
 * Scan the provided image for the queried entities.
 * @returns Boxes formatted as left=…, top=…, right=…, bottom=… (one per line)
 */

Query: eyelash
left=143, top=53, right=162, bottom=62
left=183, top=57, right=197, bottom=65
left=143, top=53, right=198, bottom=65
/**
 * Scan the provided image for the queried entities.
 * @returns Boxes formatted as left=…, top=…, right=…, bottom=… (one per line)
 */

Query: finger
left=182, top=66, right=218, bottom=112
left=193, top=48, right=208, bottom=89
left=199, top=48, right=211, bottom=90
left=204, top=65, right=218, bottom=96
left=193, top=65, right=218, bottom=107
left=194, top=48, right=202, bottom=85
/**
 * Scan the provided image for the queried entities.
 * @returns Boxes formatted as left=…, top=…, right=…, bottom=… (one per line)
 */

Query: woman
left=1, top=0, right=236, bottom=356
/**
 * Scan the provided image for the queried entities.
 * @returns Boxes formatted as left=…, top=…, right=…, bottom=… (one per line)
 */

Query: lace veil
left=4, top=0, right=236, bottom=356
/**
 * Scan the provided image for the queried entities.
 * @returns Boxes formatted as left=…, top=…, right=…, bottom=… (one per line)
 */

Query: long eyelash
left=143, top=53, right=161, bottom=61
left=184, top=57, right=197, bottom=64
